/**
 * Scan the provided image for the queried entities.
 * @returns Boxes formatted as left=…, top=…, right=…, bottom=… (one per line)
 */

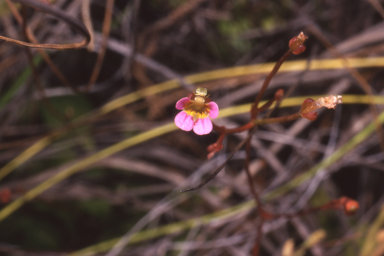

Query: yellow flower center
left=183, top=98, right=210, bottom=122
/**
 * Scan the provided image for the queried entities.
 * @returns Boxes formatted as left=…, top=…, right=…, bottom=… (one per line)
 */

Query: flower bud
left=274, top=89, right=284, bottom=101
left=289, top=32, right=308, bottom=55
left=343, top=199, right=359, bottom=216
left=301, top=111, right=318, bottom=121
left=0, top=188, right=11, bottom=204
left=300, top=98, right=318, bottom=121
left=207, top=142, right=223, bottom=159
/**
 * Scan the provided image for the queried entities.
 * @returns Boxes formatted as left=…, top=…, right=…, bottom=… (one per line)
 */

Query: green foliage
left=0, top=209, right=61, bottom=250
left=39, top=95, right=92, bottom=128
left=78, top=200, right=112, bottom=220
left=261, top=15, right=278, bottom=31
left=169, top=0, right=188, bottom=7
left=0, top=56, right=42, bottom=111
left=310, top=188, right=332, bottom=206
left=0, top=1, right=11, bottom=17
left=217, top=19, right=252, bottom=53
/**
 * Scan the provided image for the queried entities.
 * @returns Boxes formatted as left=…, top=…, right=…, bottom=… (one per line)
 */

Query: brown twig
left=5, top=0, right=81, bottom=93
left=81, top=0, right=95, bottom=51
left=85, top=0, right=114, bottom=92
left=0, top=0, right=90, bottom=49
left=251, top=50, right=292, bottom=119
left=20, top=4, right=68, bottom=123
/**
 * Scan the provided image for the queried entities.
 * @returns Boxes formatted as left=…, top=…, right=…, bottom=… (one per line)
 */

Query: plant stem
left=257, top=112, right=301, bottom=125
left=251, top=50, right=292, bottom=119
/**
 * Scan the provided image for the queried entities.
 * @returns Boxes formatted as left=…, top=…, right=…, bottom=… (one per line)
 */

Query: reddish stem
left=251, top=50, right=292, bottom=119
left=257, top=112, right=301, bottom=125
left=257, top=89, right=284, bottom=114
left=212, top=113, right=301, bottom=136
left=259, top=197, right=359, bottom=219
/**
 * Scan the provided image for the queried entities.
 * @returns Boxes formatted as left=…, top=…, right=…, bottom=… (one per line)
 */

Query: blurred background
left=1, top=0, right=384, bottom=255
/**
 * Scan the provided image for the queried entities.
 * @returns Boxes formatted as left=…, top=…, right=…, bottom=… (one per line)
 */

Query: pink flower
left=174, top=88, right=219, bottom=135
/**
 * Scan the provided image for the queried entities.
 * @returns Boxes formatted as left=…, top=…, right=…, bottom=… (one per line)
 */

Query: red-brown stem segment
left=244, top=138, right=263, bottom=209
left=214, top=112, right=300, bottom=134
left=255, top=89, right=284, bottom=114
left=250, top=197, right=357, bottom=255
left=212, top=112, right=300, bottom=135
left=209, top=113, right=301, bottom=159
left=252, top=219, right=264, bottom=256
left=256, top=112, right=301, bottom=125
left=251, top=50, right=292, bottom=120
left=262, top=197, right=359, bottom=219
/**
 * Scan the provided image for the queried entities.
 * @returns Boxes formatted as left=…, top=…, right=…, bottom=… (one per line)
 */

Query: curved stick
left=0, top=0, right=90, bottom=49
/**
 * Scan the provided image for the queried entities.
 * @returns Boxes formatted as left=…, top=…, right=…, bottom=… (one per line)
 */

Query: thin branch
left=0, top=0, right=90, bottom=49
left=85, top=0, right=114, bottom=91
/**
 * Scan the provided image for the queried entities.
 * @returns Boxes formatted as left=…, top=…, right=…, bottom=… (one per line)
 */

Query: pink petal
left=193, top=117, right=212, bottom=135
left=208, top=102, right=219, bottom=119
left=175, top=111, right=194, bottom=131
left=175, top=97, right=191, bottom=110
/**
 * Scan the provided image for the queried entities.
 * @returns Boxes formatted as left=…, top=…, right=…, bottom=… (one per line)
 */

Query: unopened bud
left=343, top=199, right=359, bottom=216
left=300, top=98, right=318, bottom=121
left=301, top=111, right=318, bottom=121
left=0, top=188, right=11, bottom=204
left=289, top=32, right=308, bottom=55
left=274, top=89, right=284, bottom=101
left=207, top=143, right=223, bottom=159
